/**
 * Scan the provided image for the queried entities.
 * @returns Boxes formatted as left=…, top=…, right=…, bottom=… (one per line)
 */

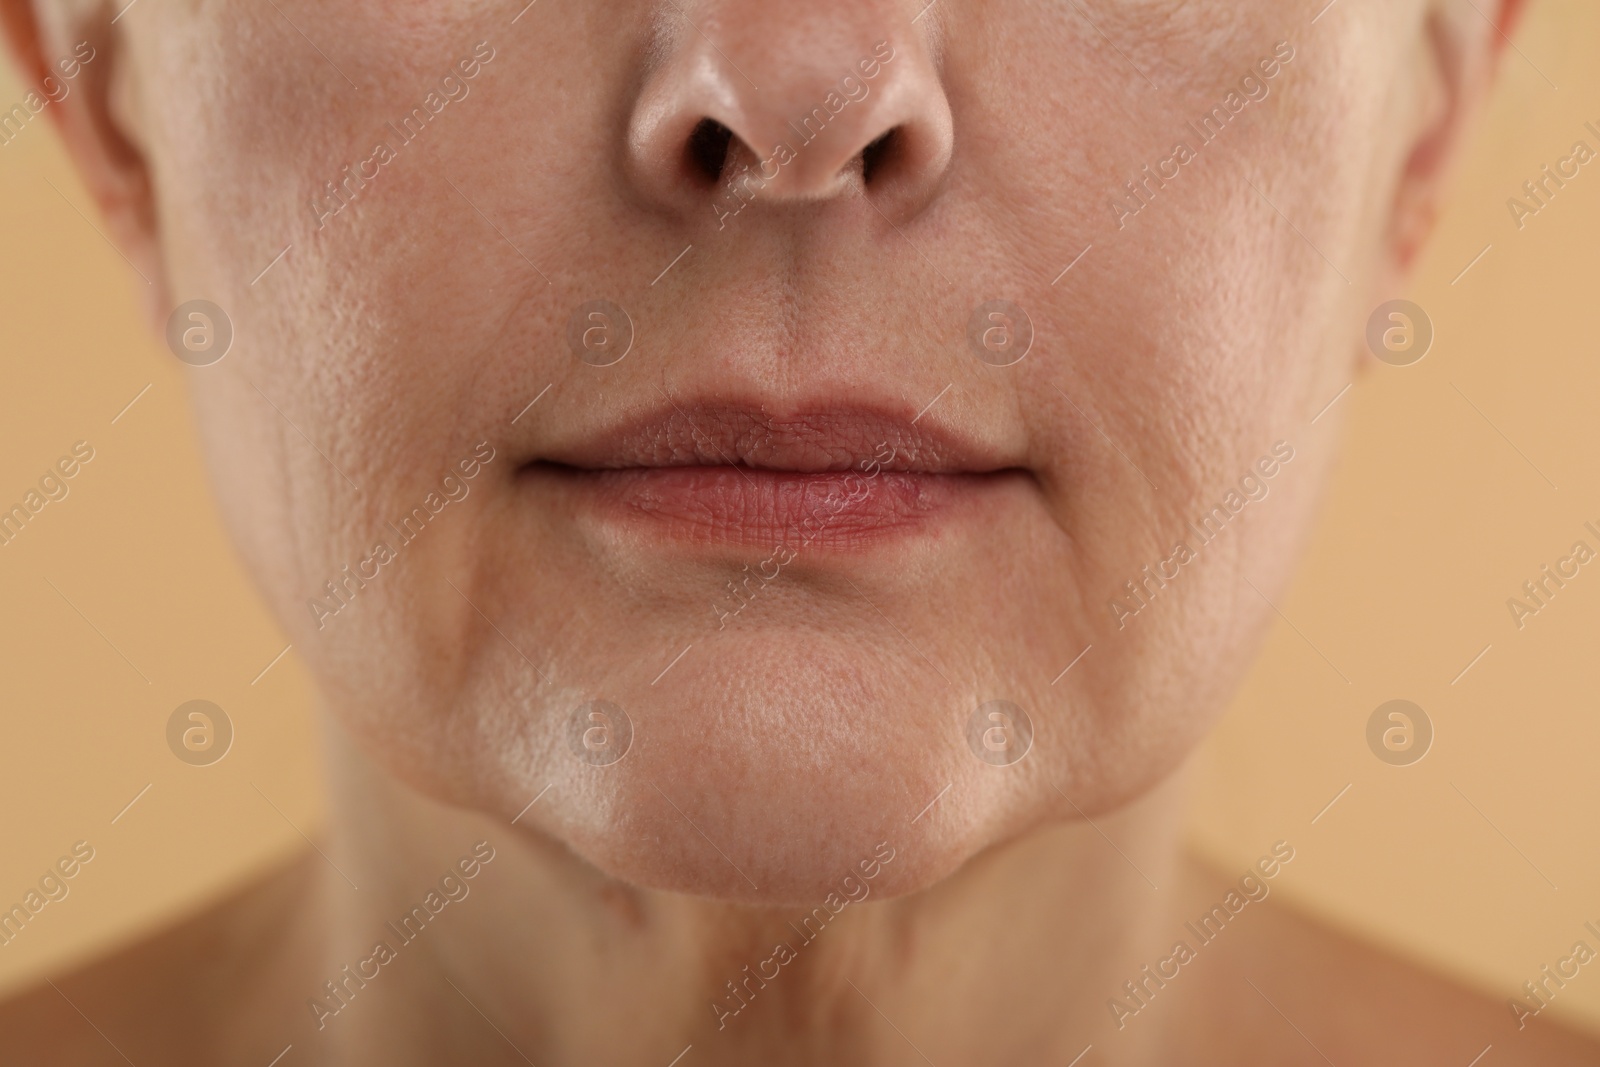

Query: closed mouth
left=518, top=401, right=1026, bottom=549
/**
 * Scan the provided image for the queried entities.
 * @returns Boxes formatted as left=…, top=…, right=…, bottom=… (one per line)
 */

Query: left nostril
left=685, top=118, right=735, bottom=185
left=860, top=128, right=899, bottom=186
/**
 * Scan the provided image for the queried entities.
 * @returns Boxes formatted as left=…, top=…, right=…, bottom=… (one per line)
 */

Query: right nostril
left=860, top=128, right=899, bottom=186
left=685, top=118, right=735, bottom=184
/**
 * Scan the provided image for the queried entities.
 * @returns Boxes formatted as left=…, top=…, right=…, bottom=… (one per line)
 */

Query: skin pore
left=2, top=0, right=1597, bottom=1062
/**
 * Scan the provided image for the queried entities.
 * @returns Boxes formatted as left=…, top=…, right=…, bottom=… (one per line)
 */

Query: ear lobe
left=1382, top=0, right=1528, bottom=281
left=0, top=1, right=168, bottom=321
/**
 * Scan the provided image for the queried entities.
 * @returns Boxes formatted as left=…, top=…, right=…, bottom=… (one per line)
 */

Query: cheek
left=956, top=12, right=1390, bottom=807
left=139, top=5, right=549, bottom=635
left=139, top=3, right=683, bottom=807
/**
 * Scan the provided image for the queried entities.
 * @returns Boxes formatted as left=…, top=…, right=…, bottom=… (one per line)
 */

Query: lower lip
left=532, top=465, right=987, bottom=548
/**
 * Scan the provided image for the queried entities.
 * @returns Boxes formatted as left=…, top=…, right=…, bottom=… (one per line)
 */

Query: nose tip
left=627, top=8, right=953, bottom=222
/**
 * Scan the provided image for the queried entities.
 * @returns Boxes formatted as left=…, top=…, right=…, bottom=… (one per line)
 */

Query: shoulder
left=1169, top=853, right=1600, bottom=1065
left=0, top=847, right=327, bottom=1067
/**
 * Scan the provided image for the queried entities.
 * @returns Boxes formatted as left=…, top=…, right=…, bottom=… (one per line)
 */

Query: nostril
left=860, top=128, right=899, bottom=186
left=683, top=119, right=905, bottom=191
left=628, top=26, right=953, bottom=219
left=685, top=118, right=735, bottom=185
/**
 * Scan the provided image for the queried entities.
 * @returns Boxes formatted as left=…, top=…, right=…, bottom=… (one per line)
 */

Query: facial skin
left=4, top=0, right=1504, bottom=911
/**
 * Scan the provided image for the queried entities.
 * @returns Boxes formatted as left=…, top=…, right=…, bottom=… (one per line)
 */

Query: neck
left=306, top=718, right=1195, bottom=1066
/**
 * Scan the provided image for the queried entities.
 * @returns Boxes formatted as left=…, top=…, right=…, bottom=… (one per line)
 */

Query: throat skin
left=300, top=715, right=1197, bottom=1067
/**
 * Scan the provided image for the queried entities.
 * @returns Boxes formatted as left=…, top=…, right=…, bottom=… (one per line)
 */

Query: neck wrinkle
left=316, top=711, right=1195, bottom=1066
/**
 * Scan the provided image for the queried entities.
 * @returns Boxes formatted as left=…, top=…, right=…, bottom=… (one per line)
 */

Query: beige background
left=3, top=0, right=1599, bottom=1034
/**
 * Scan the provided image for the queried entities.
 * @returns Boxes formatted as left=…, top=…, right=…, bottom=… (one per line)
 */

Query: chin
left=322, top=582, right=1213, bottom=907
left=505, top=635, right=1033, bottom=906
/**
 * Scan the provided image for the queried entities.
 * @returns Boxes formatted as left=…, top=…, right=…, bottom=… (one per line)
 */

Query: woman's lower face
left=128, top=0, right=1419, bottom=903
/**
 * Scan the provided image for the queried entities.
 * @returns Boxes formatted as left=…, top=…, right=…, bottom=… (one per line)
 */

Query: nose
left=626, top=1, right=953, bottom=222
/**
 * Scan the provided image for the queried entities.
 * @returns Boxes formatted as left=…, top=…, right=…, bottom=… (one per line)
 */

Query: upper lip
left=525, top=395, right=1018, bottom=475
